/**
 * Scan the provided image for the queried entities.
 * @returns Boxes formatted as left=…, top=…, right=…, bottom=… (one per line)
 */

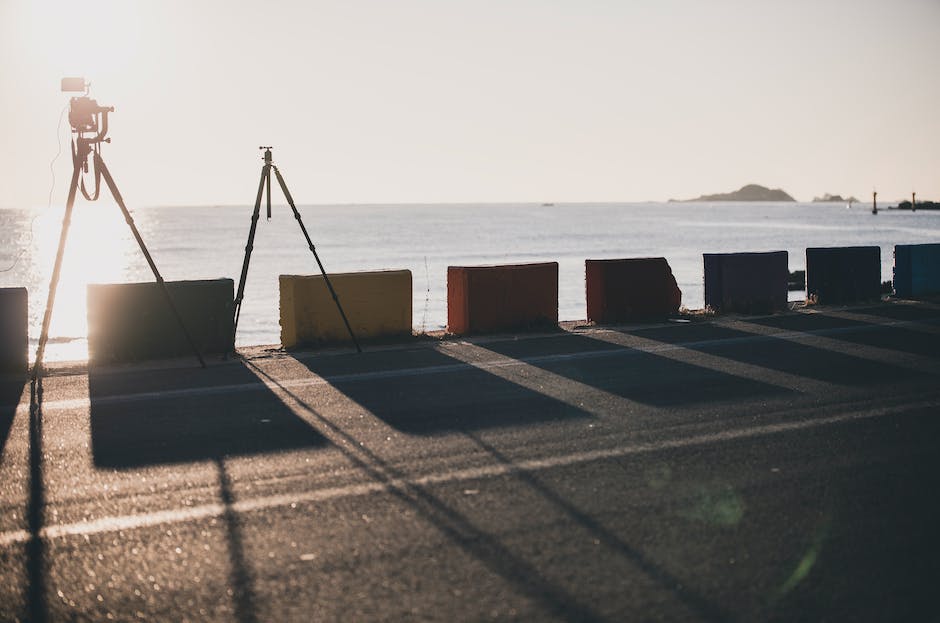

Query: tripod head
left=62, top=77, right=114, bottom=147
left=260, top=146, right=273, bottom=165
left=61, top=77, right=115, bottom=201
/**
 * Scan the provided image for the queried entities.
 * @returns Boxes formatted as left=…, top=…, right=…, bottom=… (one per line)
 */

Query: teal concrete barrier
left=0, top=288, right=28, bottom=374
left=894, top=243, right=940, bottom=298
left=87, top=279, right=233, bottom=364
left=704, top=251, right=788, bottom=314
left=806, top=247, right=881, bottom=304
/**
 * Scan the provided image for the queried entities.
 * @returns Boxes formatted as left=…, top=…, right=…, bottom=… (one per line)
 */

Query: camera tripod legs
left=232, top=161, right=362, bottom=354
left=32, top=152, right=206, bottom=382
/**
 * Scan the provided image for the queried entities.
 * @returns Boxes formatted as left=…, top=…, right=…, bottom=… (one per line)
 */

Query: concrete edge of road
left=6, top=296, right=939, bottom=382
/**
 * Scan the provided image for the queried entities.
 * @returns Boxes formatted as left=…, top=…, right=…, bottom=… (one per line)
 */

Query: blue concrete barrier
left=87, top=279, right=234, bottom=364
left=703, top=251, right=788, bottom=314
left=0, top=288, right=28, bottom=374
left=894, top=243, right=940, bottom=298
left=806, top=246, right=881, bottom=304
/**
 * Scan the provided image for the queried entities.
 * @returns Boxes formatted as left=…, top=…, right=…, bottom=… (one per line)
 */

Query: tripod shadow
left=250, top=359, right=608, bottom=622
left=465, top=432, right=728, bottom=622
left=26, top=380, right=48, bottom=623
left=88, top=362, right=329, bottom=623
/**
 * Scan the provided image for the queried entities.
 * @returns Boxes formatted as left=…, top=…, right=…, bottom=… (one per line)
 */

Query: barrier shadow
left=89, top=363, right=327, bottom=468
left=0, top=375, right=26, bottom=456
left=625, top=323, right=920, bottom=386
left=847, top=305, right=940, bottom=324
left=745, top=314, right=940, bottom=362
left=296, top=348, right=590, bottom=434
left=481, top=334, right=788, bottom=408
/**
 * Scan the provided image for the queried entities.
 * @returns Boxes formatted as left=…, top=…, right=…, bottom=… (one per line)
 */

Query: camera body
left=68, top=96, right=111, bottom=134
left=61, top=77, right=114, bottom=140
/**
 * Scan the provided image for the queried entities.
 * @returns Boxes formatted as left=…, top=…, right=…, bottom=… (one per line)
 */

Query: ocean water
left=1, top=201, right=937, bottom=361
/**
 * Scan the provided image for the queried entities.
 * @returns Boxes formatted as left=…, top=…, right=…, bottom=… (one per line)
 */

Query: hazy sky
left=1, top=0, right=938, bottom=208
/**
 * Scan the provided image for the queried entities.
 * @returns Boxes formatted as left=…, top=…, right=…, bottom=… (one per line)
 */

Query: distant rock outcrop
left=897, top=199, right=940, bottom=210
left=675, top=184, right=796, bottom=202
left=813, top=193, right=859, bottom=203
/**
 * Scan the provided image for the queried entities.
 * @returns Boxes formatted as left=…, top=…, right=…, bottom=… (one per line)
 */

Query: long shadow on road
left=745, top=312, right=940, bottom=360
left=480, top=333, right=790, bottom=407
left=88, top=362, right=328, bottom=467
left=297, top=347, right=590, bottom=434
left=0, top=375, right=25, bottom=457
left=621, top=322, right=923, bottom=387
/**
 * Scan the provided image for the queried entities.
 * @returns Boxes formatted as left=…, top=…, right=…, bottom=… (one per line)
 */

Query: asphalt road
left=1, top=301, right=939, bottom=622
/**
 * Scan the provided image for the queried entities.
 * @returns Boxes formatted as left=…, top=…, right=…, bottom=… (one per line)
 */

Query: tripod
left=232, top=147, right=361, bottom=353
left=32, top=99, right=205, bottom=385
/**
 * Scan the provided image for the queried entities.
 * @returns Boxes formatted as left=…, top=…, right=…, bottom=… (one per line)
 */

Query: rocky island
left=672, top=184, right=796, bottom=202
left=813, top=193, right=859, bottom=203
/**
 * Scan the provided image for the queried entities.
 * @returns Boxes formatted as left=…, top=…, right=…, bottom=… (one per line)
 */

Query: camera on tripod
left=61, top=77, right=114, bottom=140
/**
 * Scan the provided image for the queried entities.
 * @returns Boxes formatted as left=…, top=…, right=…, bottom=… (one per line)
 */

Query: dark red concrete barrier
left=585, top=258, right=681, bottom=323
left=806, top=246, right=881, bottom=304
left=704, top=251, right=788, bottom=314
left=87, top=279, right=234, bottom=364
left=447, top=263, right=558, bottom=335
left=0, top=287, right=28, bottom=374
left=894, top=243, right=940, bottom=298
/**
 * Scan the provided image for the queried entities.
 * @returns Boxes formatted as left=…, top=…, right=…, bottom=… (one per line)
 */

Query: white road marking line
left=11, top=316, right=937, bottom=415
left=0, top=398, right=933, bottom=548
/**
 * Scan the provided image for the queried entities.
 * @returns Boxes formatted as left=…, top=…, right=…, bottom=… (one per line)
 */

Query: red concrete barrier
left=704, top=251, right=788, bottom=314
left=447, top=262, right=558, bottom=335
left=586, top=258, right=681, bottom=323
left=0, top=287, right=28, bottom=374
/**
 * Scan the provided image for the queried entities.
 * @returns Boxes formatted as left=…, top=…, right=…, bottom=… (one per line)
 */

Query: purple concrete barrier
left=586, top=258, right=681, bottom=323
left=704, top=251, right=788, bottom=314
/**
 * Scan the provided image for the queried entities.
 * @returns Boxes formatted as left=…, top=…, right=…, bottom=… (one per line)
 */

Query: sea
left=1, top=201, right=937, bottom=362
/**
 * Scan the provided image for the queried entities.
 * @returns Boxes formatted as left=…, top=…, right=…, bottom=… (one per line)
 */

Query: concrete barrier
left=894, top=243, right=940, bottom=298
left=447, top=262, right=558, bottom=335
left=87, top=279, right=234, bottom=364
left=806, top=246, right=881, bottom=304
left=280, top=270, right=412, bottom=348
left=0, top=288, right=28, bottom=374
left=703, top=251, right=788, bottom=314
left=585, top=258, right=681, bottom=323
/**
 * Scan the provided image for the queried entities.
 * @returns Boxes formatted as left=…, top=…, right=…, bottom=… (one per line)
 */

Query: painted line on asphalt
left=0, top=397, right=933, bottom=548
left=10, top=316, right=939, bottom=415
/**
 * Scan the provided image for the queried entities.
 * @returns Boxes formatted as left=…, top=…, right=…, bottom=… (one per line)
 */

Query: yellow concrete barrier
left=280, top=270, right=412, bottom=348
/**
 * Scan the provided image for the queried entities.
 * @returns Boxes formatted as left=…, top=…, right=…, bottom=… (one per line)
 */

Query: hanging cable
left=0, top=104, right=69, bottom=273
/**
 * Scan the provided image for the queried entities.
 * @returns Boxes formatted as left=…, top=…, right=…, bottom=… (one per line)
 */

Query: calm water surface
left=1, top=202, right=937, bottom=361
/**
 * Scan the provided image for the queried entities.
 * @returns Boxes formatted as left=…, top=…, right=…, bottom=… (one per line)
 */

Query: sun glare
left=31, top=201, right=136, bottom=357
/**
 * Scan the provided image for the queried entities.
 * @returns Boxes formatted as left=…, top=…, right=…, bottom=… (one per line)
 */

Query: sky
left=1, top=0, right=938, bottom=208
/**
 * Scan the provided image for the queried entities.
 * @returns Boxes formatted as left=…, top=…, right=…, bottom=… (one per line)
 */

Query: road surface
left=1, top=301, right=939, bottom=621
